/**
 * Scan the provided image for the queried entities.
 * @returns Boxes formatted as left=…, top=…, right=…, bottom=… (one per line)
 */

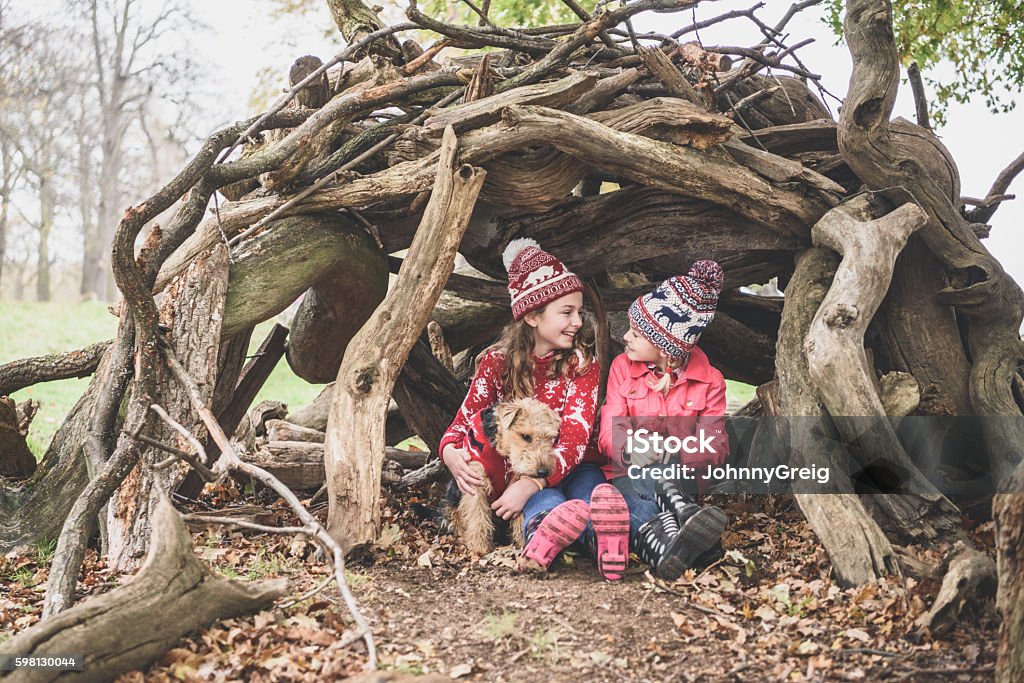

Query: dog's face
left=493, top=397, right=560, bottom=479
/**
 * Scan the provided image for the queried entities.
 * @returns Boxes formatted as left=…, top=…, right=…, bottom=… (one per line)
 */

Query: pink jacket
left=598, top=348, right=729, bottom=490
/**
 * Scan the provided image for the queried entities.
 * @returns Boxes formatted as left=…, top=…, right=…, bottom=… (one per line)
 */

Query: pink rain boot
left=590, top=484, right=630, bottom=581
left=518, top=500, right=591, bottom=572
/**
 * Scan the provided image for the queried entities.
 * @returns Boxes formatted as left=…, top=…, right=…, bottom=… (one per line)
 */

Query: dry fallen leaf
left=449, top=663, right=473, bottom=678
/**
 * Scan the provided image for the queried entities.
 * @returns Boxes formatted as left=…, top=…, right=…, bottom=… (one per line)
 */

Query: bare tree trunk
left=996, top=478, right=1024, bottom=682
left=840, top=0, right=1024, bottom=484
left=35, top=174, right=54, bottom=302
left=77, top=104, right=100, bottom=299
left=325, top=127, right=485, bottom=551
left=106, top=243, right=229, bottom=570
left=0, top=137, right=14, bottom=291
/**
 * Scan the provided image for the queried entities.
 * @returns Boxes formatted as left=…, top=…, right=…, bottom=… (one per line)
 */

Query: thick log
left=392, top=339, right=466, bottom=457
left=325, top=127, right=485, bottom=552
left=285, top=215, right=388, bottom=383
left=737, top=119, right=838, bottom=157
left=484, top=186, right=805, bottom=280
left=266, top=419, right=326, bottom=443
left=0, top=396, right=35, bottom=480
left=776, top=247, right=899, bottom=586
left=223, top=212, right=384, bottom=338
left=875, top=235, right=972, bottom=416
left=245, top=441, right=325, bottom=491
left=804, top=196, right=967, bottom=543
left=840, top=0, right=1024, bottom=484
left=107, top=242, right=230, bottom=571
left=239, top=441, right=428, bottom=492
left=0, top=497, right=283, bottom=683
left=432, top=291, right=509, bottom=354
left=995, top=475, right=1024, bottom=682
left=717, top=73, right=831, bottom=128
left=0, top=341, right=110, bottom=396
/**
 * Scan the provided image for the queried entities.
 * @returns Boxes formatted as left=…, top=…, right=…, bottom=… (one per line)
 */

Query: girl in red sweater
left=598, top=261, right=730, bottom=581
left=440, top=239, right=630, bottom=580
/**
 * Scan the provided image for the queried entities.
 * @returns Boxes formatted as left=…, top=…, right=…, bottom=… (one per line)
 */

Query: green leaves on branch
left=825, top=0, right=1024, bottom=126
left=420, top=0, right=596, bottom=29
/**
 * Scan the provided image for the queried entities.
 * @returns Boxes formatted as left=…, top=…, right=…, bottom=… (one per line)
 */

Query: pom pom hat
left=502, top=238, right=584, bottom=320
left=628, top=260, right=724, bottom=358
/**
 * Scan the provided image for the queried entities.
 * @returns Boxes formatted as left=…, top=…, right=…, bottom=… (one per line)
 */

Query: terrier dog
left=453, top=397, right=560, bottom=556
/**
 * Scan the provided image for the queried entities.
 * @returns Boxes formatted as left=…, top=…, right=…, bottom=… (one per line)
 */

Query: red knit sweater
left=439, top=349, right=604, bottom=486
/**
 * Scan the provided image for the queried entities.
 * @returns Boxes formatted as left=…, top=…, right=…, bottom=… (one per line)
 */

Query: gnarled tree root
left=0, top=496, right=284, bottom=683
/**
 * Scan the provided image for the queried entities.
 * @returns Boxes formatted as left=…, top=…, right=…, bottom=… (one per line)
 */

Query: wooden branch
left=906, top=62, right=931, bottom=130
left=967, top=149, right=1024, bottom=223
left=498, top=104, right=830, bottom=234
left=804, top=199, right=941, bottom=481
left=424, top=71, right=596, bottom=132
left=775, top=246, right=899, bottom=586
left=393, top=458, right=447, bottom=490
left=671, top=3, right=766, bottom=39
left=0, top=396, right=35, bottom=480
left=0, top=340, right=110, bottom=395
left=5, top=496, right=284, bottom=683
left=406, top=1, right=556, bottom=54
left=637, top=45, right=702, bottom=106
left=158, top=344, right=379, bottom=668
left=218, top=20, right=419, bottom=162
left=324, top=126, right=485, bottom=552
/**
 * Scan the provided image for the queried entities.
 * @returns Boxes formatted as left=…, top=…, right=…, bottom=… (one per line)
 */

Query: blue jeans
left=609, top=463, right=679, bottom=541
left=522, top=463, right=606, bottom=550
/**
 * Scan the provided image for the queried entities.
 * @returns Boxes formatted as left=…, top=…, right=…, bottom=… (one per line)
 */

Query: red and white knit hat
left=503, top=238, right=584, bottom=320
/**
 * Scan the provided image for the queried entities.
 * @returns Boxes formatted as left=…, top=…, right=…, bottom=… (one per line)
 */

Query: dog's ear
left=495, top=402, right=521, bottom=433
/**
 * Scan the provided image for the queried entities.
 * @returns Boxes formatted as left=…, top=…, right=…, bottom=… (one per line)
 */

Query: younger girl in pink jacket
left=598, top=261, right=730, bottom=581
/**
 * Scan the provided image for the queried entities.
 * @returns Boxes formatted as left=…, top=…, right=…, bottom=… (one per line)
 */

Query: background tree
left=76, top=0, right=202, bottom=300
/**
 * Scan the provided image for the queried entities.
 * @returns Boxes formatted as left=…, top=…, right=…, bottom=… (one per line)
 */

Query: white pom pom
left=503, top=238, right=539, bottom=272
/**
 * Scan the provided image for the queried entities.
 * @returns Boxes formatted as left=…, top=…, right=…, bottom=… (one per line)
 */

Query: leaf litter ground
left=0, top=481, right=998, bottom=682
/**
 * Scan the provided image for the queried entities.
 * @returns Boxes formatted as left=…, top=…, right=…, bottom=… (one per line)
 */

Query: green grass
left=0, top=302, right=324, bottom=458
left=2, top=302, right=758, bottom=457
left=726, top=379, right=756, bottom=405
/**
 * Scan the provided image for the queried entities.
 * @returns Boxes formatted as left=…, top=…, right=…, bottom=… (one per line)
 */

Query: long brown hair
left=479, top=306, right=597, bottom=400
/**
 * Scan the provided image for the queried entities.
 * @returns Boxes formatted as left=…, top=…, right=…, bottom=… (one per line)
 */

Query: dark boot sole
left=657, top=507, right=727, bottom=581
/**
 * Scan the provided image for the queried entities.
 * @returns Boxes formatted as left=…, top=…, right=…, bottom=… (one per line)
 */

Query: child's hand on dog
left=442, top=444, right=487, bottom=495
left=491, top=479, right=539, bottom=520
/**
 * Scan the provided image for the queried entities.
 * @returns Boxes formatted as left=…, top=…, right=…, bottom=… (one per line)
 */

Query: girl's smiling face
left=524, top=291, right=584, bottom=356
left=623, top=323, right=667, bottom=365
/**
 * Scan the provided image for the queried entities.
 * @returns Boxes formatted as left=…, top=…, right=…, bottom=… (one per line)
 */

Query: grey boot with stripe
left=655, top=478, right=728, bottom=546
left=635, top=506, right=728, bottom=581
